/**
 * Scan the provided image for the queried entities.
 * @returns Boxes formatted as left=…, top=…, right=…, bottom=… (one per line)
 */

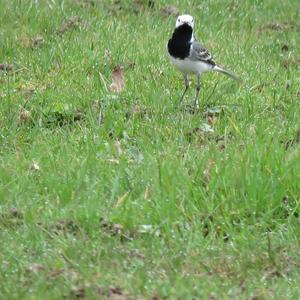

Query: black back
left=167, top=24, right=193, bottom=59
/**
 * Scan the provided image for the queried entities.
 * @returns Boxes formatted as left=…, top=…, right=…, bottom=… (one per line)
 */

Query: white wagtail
left=167, top=14, right=240, bottom=108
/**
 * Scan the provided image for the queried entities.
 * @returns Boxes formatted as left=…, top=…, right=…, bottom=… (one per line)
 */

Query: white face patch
left=175, top=14, right=194, bottom=28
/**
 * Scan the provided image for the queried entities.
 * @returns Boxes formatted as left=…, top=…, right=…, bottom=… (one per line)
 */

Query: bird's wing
left=189, top=40, right=216, bottom=66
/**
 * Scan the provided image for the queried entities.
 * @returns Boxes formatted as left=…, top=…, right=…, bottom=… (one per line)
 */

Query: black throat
left=167, top=23, right=193, bottom=59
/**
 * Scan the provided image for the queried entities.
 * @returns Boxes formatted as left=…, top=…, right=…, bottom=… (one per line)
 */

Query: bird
left=167, top=14, right=240, bottom=108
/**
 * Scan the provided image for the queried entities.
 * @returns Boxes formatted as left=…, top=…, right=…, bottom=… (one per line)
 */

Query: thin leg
left=194, top=74, right=201, bottom=109
left=179, top=74, right=189, bottom=103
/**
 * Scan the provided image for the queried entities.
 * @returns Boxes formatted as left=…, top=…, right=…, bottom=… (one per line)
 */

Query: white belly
left=169, top=55, right=213, bottom=75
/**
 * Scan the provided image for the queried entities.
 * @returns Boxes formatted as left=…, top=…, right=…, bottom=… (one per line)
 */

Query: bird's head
left=175, top=14, right=194, bottom=29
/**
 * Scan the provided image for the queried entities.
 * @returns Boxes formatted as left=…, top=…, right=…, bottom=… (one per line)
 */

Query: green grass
left=0, top=0, right=300, bottom=299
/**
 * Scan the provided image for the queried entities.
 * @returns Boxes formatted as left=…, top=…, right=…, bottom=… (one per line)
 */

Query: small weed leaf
left=200, top=123, right=214, bottom=133
left=138, top=225, right=161, bottom=237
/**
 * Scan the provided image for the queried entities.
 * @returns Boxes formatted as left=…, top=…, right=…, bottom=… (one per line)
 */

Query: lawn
left=0, top=0, right=300, bottom=299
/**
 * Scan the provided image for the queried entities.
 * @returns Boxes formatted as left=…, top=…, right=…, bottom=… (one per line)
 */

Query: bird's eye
left=178, top=18, right=181, bottom=22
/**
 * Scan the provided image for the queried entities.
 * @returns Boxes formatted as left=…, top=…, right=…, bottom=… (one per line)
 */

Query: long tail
left=213, top=65, right=241, bottom=82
